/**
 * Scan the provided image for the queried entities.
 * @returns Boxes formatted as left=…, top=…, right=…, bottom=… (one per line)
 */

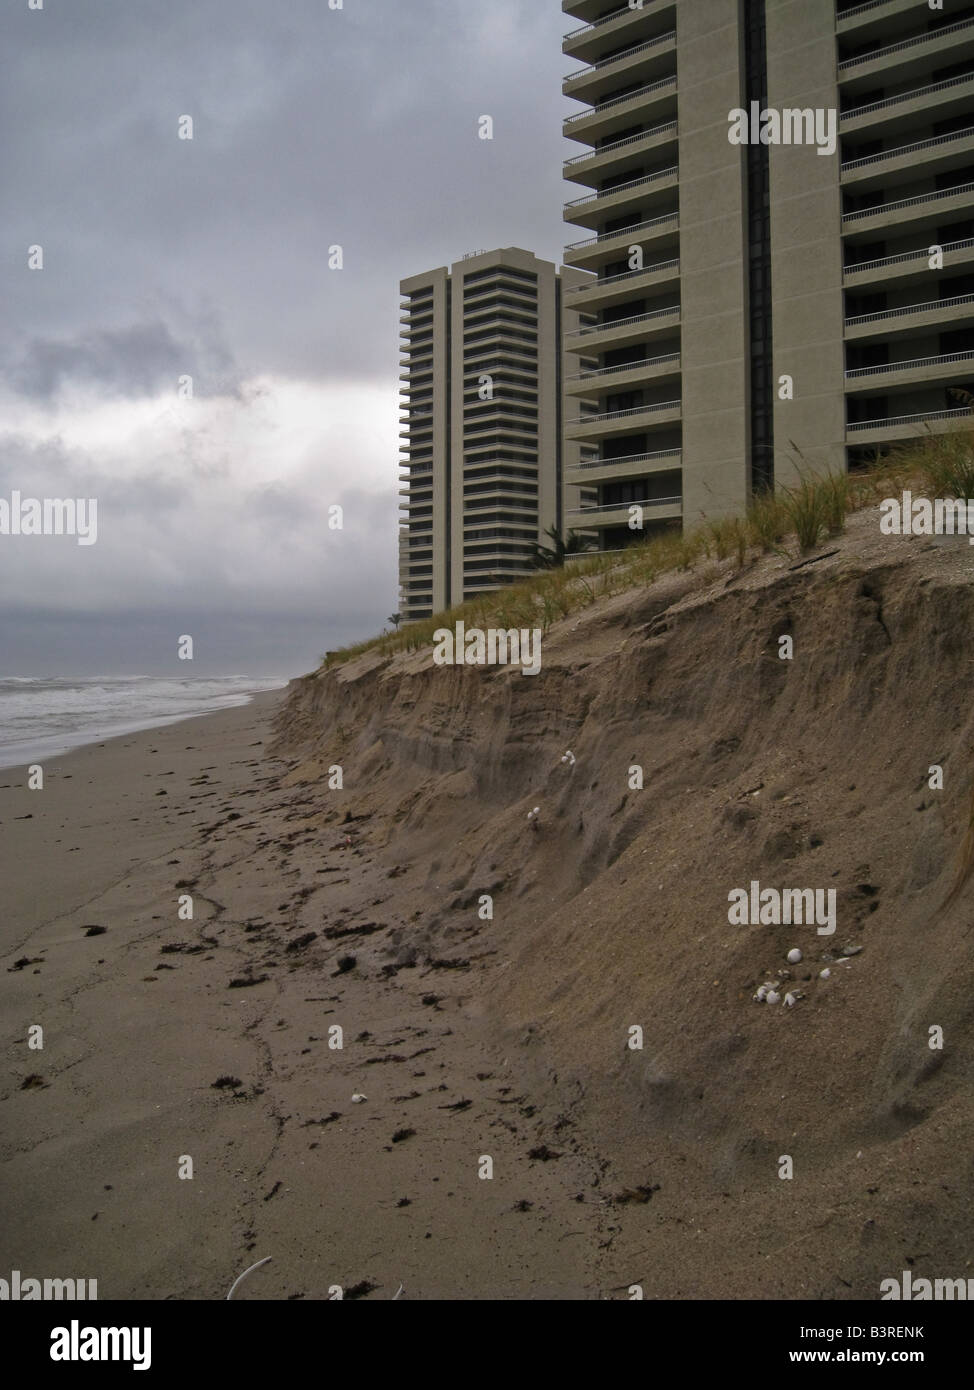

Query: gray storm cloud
left=0, top=0, right=572, bottom=675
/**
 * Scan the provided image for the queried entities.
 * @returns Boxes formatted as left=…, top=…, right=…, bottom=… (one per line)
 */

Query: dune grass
left=318, top=423, right=973, bottom=673
left=895, top=398, right=974, bottom=501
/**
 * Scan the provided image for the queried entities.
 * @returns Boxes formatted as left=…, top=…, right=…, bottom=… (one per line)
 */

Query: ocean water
left=0, top=675, right=288, bottom=770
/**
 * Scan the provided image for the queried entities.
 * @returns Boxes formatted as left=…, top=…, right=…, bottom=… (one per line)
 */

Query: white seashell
left=754, top=985, right=768, bottom=1002
left=787, top=948, right=802, bottom=965
left=351, top=1093, right=367, bottom=1103
left=766, top=990, right=781, bottom=1005
left=784, top=992, right=796, bottom=1007
left=819, top=968, right=831, bottom=979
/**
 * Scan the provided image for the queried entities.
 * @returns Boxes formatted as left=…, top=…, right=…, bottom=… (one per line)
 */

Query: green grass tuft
left=317, top=424, right=973, bottom=672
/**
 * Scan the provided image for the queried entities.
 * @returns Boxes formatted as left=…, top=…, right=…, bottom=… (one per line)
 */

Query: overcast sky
left=0, top=0, right=577, bottom=677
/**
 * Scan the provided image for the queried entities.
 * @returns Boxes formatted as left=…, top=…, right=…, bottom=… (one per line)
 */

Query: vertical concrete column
left=559, top=265, right=593, bottom=532
left=679, top=0, right=750, bottom=524
left=766, top=0, right=846, bottom=485
left=449, top=260, right=469, bottom=607
left=429, top=269, right=451, bottom=613
left=536, top=259, right=559, bottom=548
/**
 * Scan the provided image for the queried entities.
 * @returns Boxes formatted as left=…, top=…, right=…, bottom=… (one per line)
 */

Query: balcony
left=562, top=0, right=674, bottom=64
left=464, top=304, right=538, bottom=328
left=845, top=347, right=974, bottom=391
left=841, top=180, right=974, bottom=236
left=838, top=17, right=974, bottom=87
left=564, top=210, right=679, bottom=271
left=563, top=75, right=677, bottom=148
left=563, top=120, right=677, bottom=187
left=564, top=303, right=681, bottom=353
left=463, top=543, right=537, bottom=562
left=565, top=447, right=681, bottom=485
left=563, top=31, right=677, bottom=105
left=464, top=496, right=539, bottom=517
left=464, top=346, right=542, bottom=367
left=463, top=292, right=538, bottom=319
left=843, top=236, right=974, bottom=289
left=841, top=126, right=974, bottom=193
left=841, top=71, right=974, bottom=139
left=845, top=292, right=974, bottom=340
left=564, top=258, right=680, bottom=310
left=566, top=398, right=681, bottom=442
left=566, top=494, right=682, bottom=528
left=846, top=406, right=972, bottom=442
left=564, top=165, right=679, bottom=230
left=837, top=0, right=922, bottom=34
left=564, top=352, right=681, bottom=396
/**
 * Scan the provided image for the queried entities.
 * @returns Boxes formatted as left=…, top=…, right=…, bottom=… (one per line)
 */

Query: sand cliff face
left=273, top=510, right=974, bottom=1296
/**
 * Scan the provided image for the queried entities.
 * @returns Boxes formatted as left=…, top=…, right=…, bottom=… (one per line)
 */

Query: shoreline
left=0, top=681, right=291, bottom=774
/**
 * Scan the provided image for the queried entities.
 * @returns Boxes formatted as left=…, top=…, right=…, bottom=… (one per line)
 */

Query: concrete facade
left=399, top=249, right=590, bottom=621
left=562, top=0, right=974, bottom=543
left=678, top=0, right=750, bottom=523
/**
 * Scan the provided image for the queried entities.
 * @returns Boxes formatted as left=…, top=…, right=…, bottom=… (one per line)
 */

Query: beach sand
left=0, top=692, right=602, bottom=1300
left=5, top=513, right=974, bottom=1303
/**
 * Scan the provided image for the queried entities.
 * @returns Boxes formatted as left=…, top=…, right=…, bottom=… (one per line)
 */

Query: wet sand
left=0, top=691, right=603, bottom=1300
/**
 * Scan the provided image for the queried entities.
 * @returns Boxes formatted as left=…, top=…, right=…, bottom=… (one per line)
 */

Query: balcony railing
left=842, top=179, right=974, bottom=223
left=564, top=73, right=676, bottom=127
left=573, top=399, right=680, bottom=425
left=572, top=494, right=682, bottom=515
left=845, top=348, right=974, bottom=378
left=567, top=351, right=680, bottom=381
left=837, top=0, right=897, bottom=20
left=848, top=406, right=971, bottom=432
left=843, top=235, right=974, bottom=277
left=837, top=16, right=974, bottom=71
left=563, top=120, right=677, bottom=168
left=842, top=124, right=974, bottom=173
left=566, top=257, right=680, bottom=293
left=566, top=209, right=678, bottom=250
left=572, top=447, right=682, bottom=469
left=566, top=304, right=680, bottom=338
left=564, top=1, right=661, bottom=42
left=845, top=291, right=974, bottom=326
left=842, top=70, right=974, bottom=122
left=565, top=164, right=678, bottom=208
left=563, top=30, right=676, bottom=85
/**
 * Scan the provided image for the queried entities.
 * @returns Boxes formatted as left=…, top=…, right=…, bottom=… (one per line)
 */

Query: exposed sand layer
left=3, top=509, right=973, bottom=1299
left=273, top=510, right=974, bottom=1298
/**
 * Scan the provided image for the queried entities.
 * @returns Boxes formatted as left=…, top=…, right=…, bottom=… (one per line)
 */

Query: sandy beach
left=0, top=691, right=604, bottom=1300
left=4, top=514, right=974, bottom=1302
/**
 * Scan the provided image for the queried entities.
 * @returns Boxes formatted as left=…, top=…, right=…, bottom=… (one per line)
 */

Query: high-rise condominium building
left=398, top=248, right=593, bottom=622
left=561, top=0, right=974, bottom=547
